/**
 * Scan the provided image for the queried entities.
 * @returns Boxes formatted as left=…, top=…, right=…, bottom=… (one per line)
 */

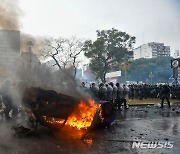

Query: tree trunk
left=51, top=55, right=62, bottom=69
left=73, top=56, right=77, bottom=79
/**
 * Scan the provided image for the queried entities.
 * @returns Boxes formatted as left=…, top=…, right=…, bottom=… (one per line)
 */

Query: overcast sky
left=19, top=0, right=180, bottom=53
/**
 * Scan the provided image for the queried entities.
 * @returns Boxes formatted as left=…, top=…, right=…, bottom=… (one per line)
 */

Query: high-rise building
left=133, top=42, right=170, bottom=60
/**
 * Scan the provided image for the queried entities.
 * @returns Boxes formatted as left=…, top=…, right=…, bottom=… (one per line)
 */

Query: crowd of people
left=0, top=79, right=178, bottom=120
left=80, top=82, right=178, bottom=109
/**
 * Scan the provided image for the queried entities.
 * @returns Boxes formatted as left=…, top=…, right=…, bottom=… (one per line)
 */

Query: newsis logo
left=132, top=141, right=174, bottom=149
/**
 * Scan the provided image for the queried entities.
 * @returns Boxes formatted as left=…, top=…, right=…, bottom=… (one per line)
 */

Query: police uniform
left=122, top=85, right=129, bottom=110
left=115, top=83, right=123, bottom=110
left=99, top=83, right=107, bottom=101
left=159, top=85, right=171, bottom=108
left=106, top=84, right=113, bottom=102
left=90, top=83, right=99, bottom=99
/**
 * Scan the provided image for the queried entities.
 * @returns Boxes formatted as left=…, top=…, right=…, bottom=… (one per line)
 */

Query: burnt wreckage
left=14, top=87, right=116, bottom=138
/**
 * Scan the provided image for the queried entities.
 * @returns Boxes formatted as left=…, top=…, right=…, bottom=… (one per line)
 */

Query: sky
left=18, top=0, right=180, bottom=54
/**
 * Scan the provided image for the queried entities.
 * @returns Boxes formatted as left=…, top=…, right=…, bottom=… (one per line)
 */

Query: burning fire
left=65, top=99, right=100, bottom=130
left=45, top=99, right=101, bottom=130
left=44, top=117, right=65, bottom=125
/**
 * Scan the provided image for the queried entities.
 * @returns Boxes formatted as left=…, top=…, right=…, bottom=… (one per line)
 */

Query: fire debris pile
left=14, top=87, right=116, bottom=139
left=45, top=99, right=101, bottom=130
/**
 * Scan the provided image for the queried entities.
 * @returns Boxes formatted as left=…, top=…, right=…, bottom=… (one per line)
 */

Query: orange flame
left=44, top=99, right=101, bottom=131
left=44, top=99, right=101, bottom=140
left=65, top=99, right=100, bottom=130
left=84, top=139, right=93, bottom=145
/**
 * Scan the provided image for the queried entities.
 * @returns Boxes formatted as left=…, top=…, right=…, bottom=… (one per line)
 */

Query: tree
left=83, top=28, right=136, bottom=83
left=123, top=57, right=173, bottom=83
left=40, top=36, right=84, bottom=78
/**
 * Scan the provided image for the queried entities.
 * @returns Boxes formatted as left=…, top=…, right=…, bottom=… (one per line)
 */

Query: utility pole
left=149, top=72, right=153, bottom=84
left=123, top=63, right=127, bottom=83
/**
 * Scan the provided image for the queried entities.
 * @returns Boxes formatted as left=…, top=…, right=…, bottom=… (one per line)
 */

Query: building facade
left=174, top=50, right=180, bottom=58
left=0, top=30, right=21, bottom=82
left=0, top=30, right=20, bottom=52
left=0, top=30, right=40, bottom=83
left=133, top=42, right=170, bottom=60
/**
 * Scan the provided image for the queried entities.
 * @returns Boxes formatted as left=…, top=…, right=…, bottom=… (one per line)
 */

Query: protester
left=0, top=80, right=18, bottom=120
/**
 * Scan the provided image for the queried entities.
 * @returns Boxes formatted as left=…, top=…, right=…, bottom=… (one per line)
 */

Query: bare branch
left=39, top=36, right=85, bottom=78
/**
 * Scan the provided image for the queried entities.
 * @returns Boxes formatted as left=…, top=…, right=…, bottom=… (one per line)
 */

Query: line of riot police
left=128, top=84, right=180, bottom=100
left=80, top=82, right=129, bottom=110
left=80, top=82, right=180, bottom=109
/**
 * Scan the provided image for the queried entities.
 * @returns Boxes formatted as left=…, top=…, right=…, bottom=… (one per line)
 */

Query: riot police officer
left=159, top=84, right=171, bottom=108
left=122, top=84, right=129, bottom=110
left=106, top=83, right=113, bottom=102
left=115, top=83, right=123, bottom=110
left=109, top=82, right=117, bottom=104
left=99, top=83, right=107, bottom=101
left=90, top=83, right=99, bottom=99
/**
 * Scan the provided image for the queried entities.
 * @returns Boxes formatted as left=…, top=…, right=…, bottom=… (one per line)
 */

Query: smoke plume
left=0, top=0, right=22, bottom=30
left=20, top=33, right=45, bottom=53
left=0, top=0, right=43, bottom=53
left=0, top=0, right=85, bottom=101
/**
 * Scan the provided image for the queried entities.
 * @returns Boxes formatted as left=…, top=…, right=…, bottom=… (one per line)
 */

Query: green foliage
left=83, top=28, right=136, bottom=82
left=123, top=57, right=173, bottom=83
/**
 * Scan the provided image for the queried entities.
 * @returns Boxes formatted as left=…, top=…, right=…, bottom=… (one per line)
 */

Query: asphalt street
left=0, top=103, right=180, bottom=154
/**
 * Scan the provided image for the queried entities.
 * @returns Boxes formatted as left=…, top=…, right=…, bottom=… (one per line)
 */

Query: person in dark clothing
left=129, top=84, right=134, bottom=99
left=159, top=84, right=171, bottom=108
left=115, top=83, right=123, bottom=110
left=121, top=84, right=129, bottom=110
left=99, top=83, right=107, bottom=101
left=109, top=82, right=117, bottom=104
left=106, top=83, right=113, bottom=102
left=90, top=83, right=99, bottom=99
left=80, top=82, right=89, bottom=93
left=0, top=80, right=18, bottom=120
